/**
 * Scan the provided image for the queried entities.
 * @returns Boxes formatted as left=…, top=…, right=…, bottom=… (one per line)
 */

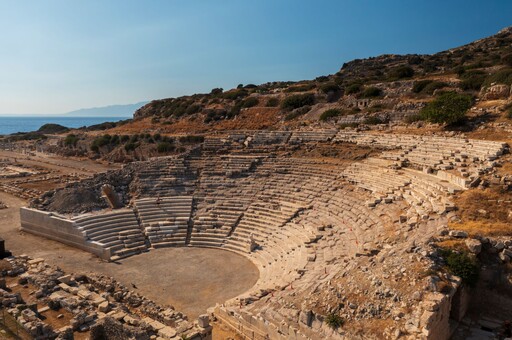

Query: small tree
left=420, top=92, right=472, bottom=125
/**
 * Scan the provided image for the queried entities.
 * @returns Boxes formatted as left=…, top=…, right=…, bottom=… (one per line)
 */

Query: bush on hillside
left=64, top=134, right=79, bottom=147
left=281, top=93, right=315, bottom=110
left=362, top=86, right=382, bottom=98
left=124, top=142, right=139, bottom=152
left=345, top=83, right=361, bottom=95
left=38, top=123, right=69, bottom=134
left=284, top=106, right=311, bottom=121
left=266, top=97, right=279, bottom=107
left=420, top=92, right=472, bottom=125
left=319, top=83, right=340, bottom=94
left=483, top=68, right=512, bottom=87
left=412, top=80, right=433, bottom=93
left=210, top=88, right=223, bottom=95
left=319, top=109, right=342, bottom=121
left=284, top=83, right=316, bottom=93
left=179, top=135, right=204, bottom=143
left=459, top=70, right=486, bottom=91
left=325, top=313, right=344, bottom=329
left=502, top=53, right=512, bottom=67
left=440, top=249, right=479, bottom=287
left=157, top=142, right=175, bottom=153
left=242, top=97, right=259, bottom=108
left=388, top=66, right=414, bottom=80
left=221, top=89, right=248, bottom=100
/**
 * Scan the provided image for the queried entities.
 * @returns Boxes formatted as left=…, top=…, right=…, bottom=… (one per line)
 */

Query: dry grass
left=449, top=187, right=512, bottom=236
left=449, top=221, right=512, bottom=237
left=435, top=239, right=466, bottom=250
left=454, top=188, right=512, bottom=222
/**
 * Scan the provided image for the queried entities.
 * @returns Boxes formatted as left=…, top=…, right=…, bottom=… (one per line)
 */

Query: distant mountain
left=63, top=101, right=149, bottom=117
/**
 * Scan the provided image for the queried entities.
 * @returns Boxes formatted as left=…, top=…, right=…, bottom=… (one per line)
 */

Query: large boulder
left=481, top=84, right=511, bottom=100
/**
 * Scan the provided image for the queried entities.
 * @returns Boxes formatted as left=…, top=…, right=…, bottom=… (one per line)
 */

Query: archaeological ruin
left=9, top=128, right=508, bottom=339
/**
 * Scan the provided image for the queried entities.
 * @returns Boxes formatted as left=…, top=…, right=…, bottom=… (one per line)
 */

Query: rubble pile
left=0, top=256, right=212, bottom=339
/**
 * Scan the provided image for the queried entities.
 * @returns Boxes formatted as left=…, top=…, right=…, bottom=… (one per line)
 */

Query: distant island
left=62, top=101, right=148, bottom=117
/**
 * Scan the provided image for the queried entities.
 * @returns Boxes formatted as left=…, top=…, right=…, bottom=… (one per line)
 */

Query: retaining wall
left=19, top=207, right=111, bottom=260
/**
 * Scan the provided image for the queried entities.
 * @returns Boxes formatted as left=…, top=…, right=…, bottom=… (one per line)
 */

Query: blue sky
left=0, top=1, right=511, bottom=115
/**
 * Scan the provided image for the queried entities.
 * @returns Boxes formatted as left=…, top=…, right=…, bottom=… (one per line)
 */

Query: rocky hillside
left=126, top=26, right=512, bottom=131
left=6, top=27, right=512, bottom=163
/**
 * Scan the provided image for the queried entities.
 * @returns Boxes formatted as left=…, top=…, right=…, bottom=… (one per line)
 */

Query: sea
left=0, top=116, right=127, bottom=135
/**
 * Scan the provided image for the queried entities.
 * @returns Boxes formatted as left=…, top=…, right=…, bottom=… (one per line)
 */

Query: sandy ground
left=0, top=150, right=115, bottom=176
left=0, top=190, right=259, bottom=320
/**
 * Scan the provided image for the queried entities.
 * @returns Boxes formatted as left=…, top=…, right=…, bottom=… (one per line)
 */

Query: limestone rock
left=465, top=239, right=481, bottom=254
left=448, top=230, right=468, bottom=238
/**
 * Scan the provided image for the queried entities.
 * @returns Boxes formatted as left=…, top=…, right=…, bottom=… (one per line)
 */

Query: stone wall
left=19, top=207, right=111, bottom=260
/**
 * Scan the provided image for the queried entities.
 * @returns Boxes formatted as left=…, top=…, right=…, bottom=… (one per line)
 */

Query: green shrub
left=420, top=92, right=472, bottom=125
left=362, top=86, right=382, bottom=98
left=319, top=83, right=340, bottom=94
left=157, top=142, right=175, bottom=153
left=325, top=313, right=344, bottom=329
left=440, top=249, right=479, bottom=287
left=338, top=122, right=359, bottom=129
left=284, top=83, right=316, bottom=93
left=459, top=70, right=486, bottom=91
left=38, top=123, right=69, bottom=134
left=221, top=89, right=249, bottom=100
left=210, top=88, right=223, bottom=95
left=345, top=83, right=361, bottom=95
left=64, top=134, right=78, bottom=147
left=413, top=80, right=449, bottom=95
left=412, top=80, right=433, bottom=93
left=284, top=106, right=311, bottom=121
left=228, top=102, right=243, bottom=118
left=242, top=97, right=259, bottom=108
left=281, top=93, right=315, bottom=110
left=90, top=134, right=112, bottom=152
left=315, top=75, right=329, bottom=82
left=266, top=97, right=279, bottom=107
left=363, top=116, right=385, bottom=125
left=388, top=66, right=414, bottom=80
left=124, top=142, right=138, bottom=152
left=483, top=68, right=512, bottom=87
left=179, top=135, right=204, bottom=143
left=404, top=114, right=424, bottom=124
left=408, top=55, right=423, bottom=65
left=423, top=81, right=449, bottom=95
left=120, top=135, right=130, bottom=143
left=502, top=53, right=512, bottom=67
left=320, top=109, right=342, bottom=121
left=185, top=104, right=202, bottom=115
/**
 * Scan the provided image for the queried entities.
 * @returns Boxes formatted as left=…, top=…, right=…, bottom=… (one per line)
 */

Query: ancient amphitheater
left=14, top=128, right=509, bottom=339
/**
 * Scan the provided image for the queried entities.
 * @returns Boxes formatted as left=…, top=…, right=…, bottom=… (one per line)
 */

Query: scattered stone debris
left=0, top=256, right=212, bottom=339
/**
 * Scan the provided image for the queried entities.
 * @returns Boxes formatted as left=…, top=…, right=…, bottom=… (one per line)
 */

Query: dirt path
left=0, top=150, right=116, bottom=175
